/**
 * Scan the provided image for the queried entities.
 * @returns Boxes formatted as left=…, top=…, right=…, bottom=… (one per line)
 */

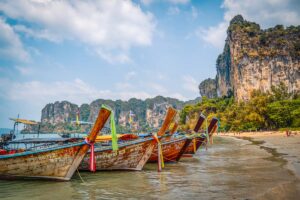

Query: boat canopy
left=9, top=118, right=39, bottom=125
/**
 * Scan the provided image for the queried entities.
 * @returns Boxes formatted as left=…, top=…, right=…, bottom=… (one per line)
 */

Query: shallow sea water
left=0, top=137, right=299, bottom=200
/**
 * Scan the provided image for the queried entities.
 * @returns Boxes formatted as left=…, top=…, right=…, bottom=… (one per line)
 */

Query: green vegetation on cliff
left=181, top=83, right=300, bottom=131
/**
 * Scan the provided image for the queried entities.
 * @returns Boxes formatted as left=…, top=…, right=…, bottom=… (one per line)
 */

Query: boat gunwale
left=0, top=141, right=85, bottom=159
left=161, top=136, right=187, bottom=145
left=93, top=137, right=154, bottom=152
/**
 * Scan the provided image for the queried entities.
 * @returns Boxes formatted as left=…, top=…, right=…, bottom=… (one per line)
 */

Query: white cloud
left=0, top=77, right=192, bottom=109
left=0, top=18, right=29, bottom=61
left=166, top=0, right=190, bottom=4
left=182, top=75, right=199, bottom=93
left=14, top=25, right=61, bottom=43
left=222, top=0, right=300, bottom=26
left=95, top=49, right=132, bottom=64
left=167, top=6, right=180, bottom=15
left=196, top=22, right=228, bottom=49
left=0, top=0, right=155, bottom=63
left=0, top=78, right=156, bottom=105
left=197, top=0, right=300, bottom=50
left=15, top=66, right=33, bottom=75
left=141, top=0, right=189, bottom=5
left=148, top=82, right=167, bottom=93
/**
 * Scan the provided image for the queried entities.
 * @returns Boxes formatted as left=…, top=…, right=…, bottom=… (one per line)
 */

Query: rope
left=77, top=169, right=85, bottom=183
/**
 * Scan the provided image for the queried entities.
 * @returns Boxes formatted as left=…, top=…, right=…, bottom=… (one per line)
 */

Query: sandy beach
left=219, top=131, right=300, bottom=178
left=219, top=131, right=300, bottom=198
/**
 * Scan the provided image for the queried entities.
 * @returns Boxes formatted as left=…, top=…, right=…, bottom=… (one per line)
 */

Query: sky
left=0, top=0, right=299, bottom=128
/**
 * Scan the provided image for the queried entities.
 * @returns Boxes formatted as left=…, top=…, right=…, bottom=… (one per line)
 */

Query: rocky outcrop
left=199, top=78, right=218, bottom=98
left=216, top=15, right=300, bottom=101
left=41, top=96, right=192, bottom=131
left=41, top=101, right=78, bottom=124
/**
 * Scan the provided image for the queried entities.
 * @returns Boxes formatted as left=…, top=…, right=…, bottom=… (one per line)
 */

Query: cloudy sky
left=0, top=0, right=299, bottom=127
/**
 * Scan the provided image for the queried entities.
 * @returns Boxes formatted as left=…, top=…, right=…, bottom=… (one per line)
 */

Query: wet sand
left=220, top=131, right=300, bottom=198
left=220, top=131, right=300, bottom=178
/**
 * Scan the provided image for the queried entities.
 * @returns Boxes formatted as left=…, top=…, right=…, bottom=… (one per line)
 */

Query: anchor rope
left=77, top=169, right=85, bottom=183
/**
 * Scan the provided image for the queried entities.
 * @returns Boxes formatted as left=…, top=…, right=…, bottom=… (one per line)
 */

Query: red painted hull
left=80, top=138, right=155, bottom=171
left=148, top=137, right=191, bottom=162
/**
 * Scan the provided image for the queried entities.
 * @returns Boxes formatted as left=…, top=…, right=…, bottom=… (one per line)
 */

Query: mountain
left=41, top=96, right=200, bottom=132
left=200, top=15, right=300, bottom=101
left=198, top=78, right=218, bottom=98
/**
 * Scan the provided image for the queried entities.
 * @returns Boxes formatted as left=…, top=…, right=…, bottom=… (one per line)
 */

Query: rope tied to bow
left=85, top=138, right=96, bottom=172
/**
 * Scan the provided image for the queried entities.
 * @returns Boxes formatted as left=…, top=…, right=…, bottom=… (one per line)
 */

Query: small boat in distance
left=0, top=106, right=111, bottom=181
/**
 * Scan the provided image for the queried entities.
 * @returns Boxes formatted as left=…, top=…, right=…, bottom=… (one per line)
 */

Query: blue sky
left=0, top=0, right=299, bottom=128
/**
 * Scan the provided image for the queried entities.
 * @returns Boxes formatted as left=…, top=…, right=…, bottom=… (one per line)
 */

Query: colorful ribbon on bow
left=153, top=133, right=164, bottom=172
left=193, top=138, right=197, bottom=153
left=85, top=138, right=96, bottom=172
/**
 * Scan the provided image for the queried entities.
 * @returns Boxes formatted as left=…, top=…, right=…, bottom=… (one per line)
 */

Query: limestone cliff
left=216, top=15, right=300, bottom=101
left=41, top=96, right=189, bottom=131
left=199, top=78, right=217, bottom=98
left=41, top=101, right=78, bottom=124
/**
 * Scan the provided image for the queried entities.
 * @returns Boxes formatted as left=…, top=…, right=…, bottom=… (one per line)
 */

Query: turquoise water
left=0, top=137, right=299, bottom=199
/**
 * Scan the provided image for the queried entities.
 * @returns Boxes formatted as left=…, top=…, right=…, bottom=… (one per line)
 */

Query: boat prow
left=0, top=106, right=111, bottom=181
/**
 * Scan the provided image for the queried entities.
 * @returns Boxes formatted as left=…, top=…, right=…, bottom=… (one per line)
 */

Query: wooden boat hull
left=148, top=137, right=191, bottom=163
left=0, top=106, right=111, bottom=181
left=0, top=142, right=86, bottom=181
left=183, top=136, right=205, bottom=155
left=79, top=138, right=155, bottom=171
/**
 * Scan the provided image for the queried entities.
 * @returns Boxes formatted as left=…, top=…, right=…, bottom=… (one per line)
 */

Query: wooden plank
left=79, top=139, right=154, bottom=171
left=148, top=137, right=188, bottom=162
left=157, top=107, right=177, bottom=136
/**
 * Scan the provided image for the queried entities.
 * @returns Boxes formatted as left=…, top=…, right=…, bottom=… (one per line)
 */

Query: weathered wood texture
left=184, top=137, right=205, bottom=155
left=80, top=139, right=155, bottom=171
left=0, top=107, right=111, bottom=181
left=148, top=137, right=190, bottom=162
left=0, top=144, right=82, bottom=180
left=194, top=114, right=205, bottom=132
left=170, top=123, right=178, bottom=135
left=157, top=107, right=177, bottom=136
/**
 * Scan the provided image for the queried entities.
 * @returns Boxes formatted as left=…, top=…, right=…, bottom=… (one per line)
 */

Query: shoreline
left=218, top=131, right=300, bottom=180
left=218, top=131, right=300, bottom=198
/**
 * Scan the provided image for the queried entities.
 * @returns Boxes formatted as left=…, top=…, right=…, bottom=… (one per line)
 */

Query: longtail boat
left=183, top=114, right=206, bottom=155
left=148, top=108, right=192, bottom=163
left=0, top=106, right=111, bottom=181
left=184, top=117, right=219, bottom=156
left=148, top=136, right=191, bottom=162
left=79, top=107, right=177, bottom=171
left=79, top=137, right=154, bottom=171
